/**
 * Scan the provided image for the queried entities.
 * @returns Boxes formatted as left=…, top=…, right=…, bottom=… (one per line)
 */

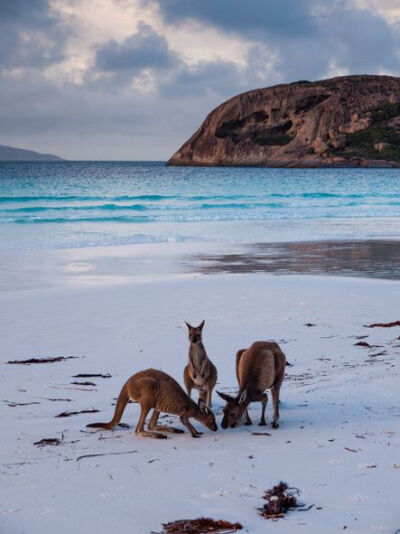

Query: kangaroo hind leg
left=148, top=410, right=184, bottom=434
left=270, top=385, right=281, bottom=429
left=180, top=415, right=202, bottom=438
left=135, top=404, right=167, bottom=439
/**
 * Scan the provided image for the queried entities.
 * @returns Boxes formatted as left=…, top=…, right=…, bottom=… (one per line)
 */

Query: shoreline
left=166, top=158, right=400, bottom=168
left=0, top=238, right=399, bottom=292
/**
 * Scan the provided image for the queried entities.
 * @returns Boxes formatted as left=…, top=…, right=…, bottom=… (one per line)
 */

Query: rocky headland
left=167, top=75, right=400, bottom=167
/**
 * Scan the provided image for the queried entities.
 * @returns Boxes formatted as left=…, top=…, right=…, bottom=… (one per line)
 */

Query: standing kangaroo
left=183, top=320, right=217, bottom=410
left=217, top=341, right=286, bottom=429
left=87, top=368, right=217, bottom=439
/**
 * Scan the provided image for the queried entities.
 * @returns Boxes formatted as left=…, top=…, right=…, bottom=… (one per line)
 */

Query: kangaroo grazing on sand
left=217, top=341, right=286, bottom=429
left=183, top=320, right=217, bottom=410
left=87, top=368, right=218, bottom=439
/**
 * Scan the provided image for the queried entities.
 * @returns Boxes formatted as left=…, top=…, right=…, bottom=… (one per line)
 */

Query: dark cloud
left=319, top=7, right=400, bottom=74
left=0, top=0, right=65, bottom=68
left=160, top=60, right=249, bottom=98
left=159, top=0, right=316, bottom=37
left=96, top=23, right=178, bottom=73
left=159, top=1, right=400, bottom=81
left=0, top=0, right=48, bottom=21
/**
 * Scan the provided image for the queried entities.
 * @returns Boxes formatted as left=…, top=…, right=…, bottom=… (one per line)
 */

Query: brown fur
left=183, top=320, right=217, bottom=409
left=217, top=341, right=286, bottom=429
left=87, top=368, right=218, bottom=439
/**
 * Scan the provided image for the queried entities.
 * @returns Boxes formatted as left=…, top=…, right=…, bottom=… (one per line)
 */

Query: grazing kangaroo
left=183, top=320, right=217, bottom=410
left=217, top=341, right=286, bottom=429
left=87, top=368, right=218, bottom=439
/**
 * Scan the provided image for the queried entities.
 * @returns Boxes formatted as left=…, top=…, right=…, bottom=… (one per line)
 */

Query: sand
left=0, top=245, right=399, bottom=533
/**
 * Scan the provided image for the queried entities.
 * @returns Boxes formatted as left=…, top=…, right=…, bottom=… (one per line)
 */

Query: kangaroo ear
left=216, top=390, right=234, bottom=402
left=185, top=321, right=193, bottom=330
left=198, top=320, right=205, bottom=330
left=238, top=389, right=247, bottom=405
left=198, top=399, right=209, bottom=413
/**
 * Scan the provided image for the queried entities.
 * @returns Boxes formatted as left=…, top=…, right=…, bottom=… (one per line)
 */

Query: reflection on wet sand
left=194, top=240, right=400, bottom=280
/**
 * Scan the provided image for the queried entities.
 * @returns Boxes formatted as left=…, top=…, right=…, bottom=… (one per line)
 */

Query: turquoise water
left=0, top=161, right=399, bottom=251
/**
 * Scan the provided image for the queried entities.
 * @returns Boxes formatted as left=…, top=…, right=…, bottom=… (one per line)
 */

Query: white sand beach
left=0, top=244, right=399, bottom=533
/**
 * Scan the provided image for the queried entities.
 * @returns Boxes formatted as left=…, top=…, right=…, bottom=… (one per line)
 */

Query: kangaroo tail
left=86, top=383, right=129, bottom=430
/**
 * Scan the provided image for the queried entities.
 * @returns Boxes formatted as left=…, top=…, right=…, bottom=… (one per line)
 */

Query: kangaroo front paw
left=259, top=420, right=267, bottom=426
left=271, top=421, right=279, bottom=429
left=245, top=420, right=253, bottom=426
left=191, top=431, right=203, bottom=438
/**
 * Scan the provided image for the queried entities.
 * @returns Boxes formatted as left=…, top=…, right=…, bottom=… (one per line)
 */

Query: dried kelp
left=258, top=482, right=310, bottom=520
left=6, top=401, right=40, bottom=407
left=160, top=518, right=243, bottom=533
left=365, top=320, right=400, bottom=328
left=7, top=356, right=77, bottom=365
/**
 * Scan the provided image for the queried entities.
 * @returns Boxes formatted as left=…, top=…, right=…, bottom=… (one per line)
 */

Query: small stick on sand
left=72, top=373, right=111, bottom=378
left=76, top=450, right=138, bottom=461
left=56, top=409, right=99, bottom=418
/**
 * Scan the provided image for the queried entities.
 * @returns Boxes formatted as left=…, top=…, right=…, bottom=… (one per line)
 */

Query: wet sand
left=0, top=239, right=399, bottom=293
left=193, top=240, right=400, bottom=280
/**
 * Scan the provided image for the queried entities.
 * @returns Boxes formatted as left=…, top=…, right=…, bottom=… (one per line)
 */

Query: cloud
left=319, top=6, right=400, bottom=73
left=159, top=0, right=316, bottom=37
left=0, top=0, right=66, bottom=68
left=350, top=0, right=400, bottom=24
left=159, top=0, right=400, bottom=82
left=96, top=23, right=178, bottom=73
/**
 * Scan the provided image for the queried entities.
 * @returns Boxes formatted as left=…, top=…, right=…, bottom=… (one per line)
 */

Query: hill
left=0, top=144, right=64, bottom=161
left=168, top=75, right=400, bottom=167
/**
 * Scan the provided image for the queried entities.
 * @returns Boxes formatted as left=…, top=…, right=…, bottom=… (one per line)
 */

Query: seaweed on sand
left=258, top=482, right=312, bottom=519
left=365, top=320, right=400, bottom=328
left=160, top=518, right=243, bottom=533
left=7, top=356, right=77, bottom=364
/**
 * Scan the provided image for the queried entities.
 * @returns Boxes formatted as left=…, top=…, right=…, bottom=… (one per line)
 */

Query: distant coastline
left=0, top=144, right=64, bottom=161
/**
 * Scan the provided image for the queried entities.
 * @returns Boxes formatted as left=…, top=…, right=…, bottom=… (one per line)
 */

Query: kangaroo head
left=185, top=320, right=205, bottom=344
left=196, top=399, right=218, bottom=431
left=217, top=390, right=248, bottom=429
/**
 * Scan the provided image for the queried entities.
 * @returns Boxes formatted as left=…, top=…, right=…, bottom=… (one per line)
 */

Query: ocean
left=0, top=161, right=399, bottom=252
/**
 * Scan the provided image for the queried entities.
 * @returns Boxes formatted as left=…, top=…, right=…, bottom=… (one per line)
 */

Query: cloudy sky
left=1, top=0, right=399, bottom=160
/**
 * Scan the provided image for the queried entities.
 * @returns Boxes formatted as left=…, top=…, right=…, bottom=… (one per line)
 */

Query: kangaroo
left=217, top=341, right=286, bottom=429
left=87, top=368, right=218, bottom=439
left=183, top=320, right=217, bottom=410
